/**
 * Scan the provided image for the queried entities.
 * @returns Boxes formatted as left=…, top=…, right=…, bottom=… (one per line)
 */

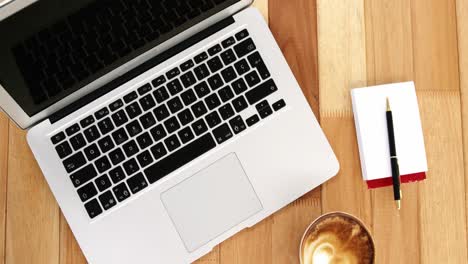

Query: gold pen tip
left=386, top=97, right=391, bottom=111
left=396, top=200, right=401, bottom=210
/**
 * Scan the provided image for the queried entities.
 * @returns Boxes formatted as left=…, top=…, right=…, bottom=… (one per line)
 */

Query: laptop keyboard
left=12, top=0, right=231, bottom=105
left=50, top=29, right=287, bottom=219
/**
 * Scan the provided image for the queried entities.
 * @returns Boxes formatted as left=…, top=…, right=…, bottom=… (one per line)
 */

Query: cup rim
left=299, top=211, right=375, bottom=264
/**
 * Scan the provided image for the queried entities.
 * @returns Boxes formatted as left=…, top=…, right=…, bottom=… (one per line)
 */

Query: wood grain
left=5, top=124, right=60, bottom=263
left=59, top=214, right=86, bottom=264
left=0, top=113, right=8, bottom=263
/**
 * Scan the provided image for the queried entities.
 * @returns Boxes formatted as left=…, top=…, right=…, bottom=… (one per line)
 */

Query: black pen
left=386, top=98, right=402, bottom=210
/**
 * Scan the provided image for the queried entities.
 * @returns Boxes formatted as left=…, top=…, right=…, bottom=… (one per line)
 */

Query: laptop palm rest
left=161, top=153, right=263, bottom=252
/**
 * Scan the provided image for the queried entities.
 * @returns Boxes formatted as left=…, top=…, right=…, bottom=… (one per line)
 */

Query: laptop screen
left=0, top=0, right=240, bottom=116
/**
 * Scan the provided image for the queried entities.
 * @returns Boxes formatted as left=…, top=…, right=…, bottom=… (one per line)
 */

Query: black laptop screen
left=0, top=0, right=240, bottom=116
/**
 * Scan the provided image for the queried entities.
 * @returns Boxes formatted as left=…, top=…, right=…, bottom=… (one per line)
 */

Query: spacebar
left=144, top=133, right=217, bottom=184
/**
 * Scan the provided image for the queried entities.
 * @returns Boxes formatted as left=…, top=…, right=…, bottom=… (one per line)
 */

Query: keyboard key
left=246, top=114, right=260, bottom=127
left=180, top=71, right=197, bottom=88
left=70, top=164, right=97, bottom=187
left=256, top=100, right=273, bottom=118
left=139, top=94, right=156, bottom=111
left=84, top=126, right=101, bottom=143
left=207, top=56, right=223, bottom=73
left=220, top=49, right=236, bottom=65
left=234, top=59, right=251, bottom=75
left=205, top=111, right=222, bottom=128
left=123, top=140, right=139, bottom=157
left=194, top=81, right=210, bottom=98
left=245, top=70, right=261, bottom=87
left=178, top=127, right=194, bottom=144
left=219, top=104, right=235, bottom=120
left=205, top=93, right=221, bottom=110
left=232, top=78, right=248, bottom=94
left=245, top=79, right=278, bottom=105
left=137, top=150, right=154, bottom=168
left=165, top=135, right=181, bottom=152
left=97, top=118, right=114, bottom=135
left=95, top=175, right=112, bottom=192
left=123, top=158, right=139, bottom=176
left=192, top=119, right=208, bottom=136
left=235, top=29, right=249, bottom=41
left=167, top=79, right=184, bottom=95
left=150, top=124, right=167, bottom=142
left=222, top=37, right=236, bottom=48
left=153, top=87, right=170, bottom=103
left=221, top=66, right=237, bottom=83
left=191, top=101, right=208, bottom=118
left=208, top=44, right=222, bottom=55
left=95, top=107, right=109, bottom=120
left=137, top=83, right=152, bottom=95
left=123, top=91, right=138, bottom=103
left=177, top=109, right=194, bottom=126
left=66, top=124, right=80, bottom=136
left=55, top=141, right=72, bottom=159
left=272, top=99, right=286, bottom=111
left=229, top=116, right=247, bottom=134
left=109, top=148, right=126, bottom=165
left=84, top=144, right=101, bottom=161
left=127, top=173, right=148, bottom=194
left=154, top=104, right=170, bottom=121
left=152, top=75, right=166, bottom=88
left=181, top=89, right=197, bottom=106
left=70, top=133, right=86, bottom=150
left=145, top=133, right=216, bottom=184
left=151, top=143, right=167, bottom=160
left=136, top=132, right=153, bottom=149
left=113, top=182, right=131, bottom=202
left=247, top=52, right=271, bottom=79
left=77, top=182, right=98, bottom=202
left=80, top=115, right=95, bottom=128
left=109, top=166, right=126, bottom=183
left=95, top=156, right=112, bottom=173
left=126, top=102, right=142, bottom=119
left=208, top=74, right=224, bottom=90
left=51, top=132, right=66, bottom=144
left=181, top=59, right=195, bottom=71
left=126, top=120, right=143, bottom=137
left=194, top=52, right=208, bottom=63
left=234, top=38, right=256, bottom=58
left=84, top=199, right=102, bottom=219
left=109, top=99, right=124, bottom=111
left=232, top=95, right=248, bottom=113
left=166, top=67, right=181, bottom=80
left=112, top=110, right=128, bottom=127
left=167, top=97, right=183, bottom=113
left=63, top=152, right=86, bottom=173
left=213, top=123, right=233, bottom=144
left=218, top=86, right=234, bottom=102
left=194, top=64, right=210, bottom=80
left=97, top=136, right=114, bottom=154
left=99, top=190, right=116, bottom=210
left=164, top=116, right=181, bottom=134
left=140, top=112, right=157, bottom=129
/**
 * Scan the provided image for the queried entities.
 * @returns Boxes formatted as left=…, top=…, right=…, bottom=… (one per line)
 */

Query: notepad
left=351, top=82, right=428, bottom=189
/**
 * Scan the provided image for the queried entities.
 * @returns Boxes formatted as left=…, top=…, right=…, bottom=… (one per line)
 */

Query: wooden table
left=0, top=0, right=467, bottom=263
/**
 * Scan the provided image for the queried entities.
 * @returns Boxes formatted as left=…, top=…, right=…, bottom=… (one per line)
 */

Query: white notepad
left=351, top=82, right=428, bottom=189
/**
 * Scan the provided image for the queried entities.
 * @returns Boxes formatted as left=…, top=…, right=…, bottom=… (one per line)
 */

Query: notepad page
left=351, top=82, right=428, bottom=181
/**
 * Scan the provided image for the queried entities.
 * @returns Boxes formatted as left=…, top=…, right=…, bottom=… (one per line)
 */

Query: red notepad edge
left=366, top=172, right=426, bottom=189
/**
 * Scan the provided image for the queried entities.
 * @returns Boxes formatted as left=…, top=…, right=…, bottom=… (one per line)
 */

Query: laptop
left=0, top=0, right=339, bottom=263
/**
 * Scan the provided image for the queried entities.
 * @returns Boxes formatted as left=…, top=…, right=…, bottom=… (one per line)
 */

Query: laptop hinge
left=49, top=16, right=235, bottom=124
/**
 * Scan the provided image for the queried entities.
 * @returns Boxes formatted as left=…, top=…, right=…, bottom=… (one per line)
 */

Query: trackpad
left=161, top=153, right=263, bottom=252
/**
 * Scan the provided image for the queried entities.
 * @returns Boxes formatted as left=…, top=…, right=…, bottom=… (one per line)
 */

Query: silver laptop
left=0, top=0, right=339, bottom=263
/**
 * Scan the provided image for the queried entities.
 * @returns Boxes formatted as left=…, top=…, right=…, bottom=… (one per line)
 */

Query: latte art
left=301, top=214, right=374, bottom=264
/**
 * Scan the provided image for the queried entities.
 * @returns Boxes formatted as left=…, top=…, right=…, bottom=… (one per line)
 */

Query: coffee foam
left=302, top=216, right=374, bottom=264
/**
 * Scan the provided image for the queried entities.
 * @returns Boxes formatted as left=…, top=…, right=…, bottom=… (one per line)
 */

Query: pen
left=386, top=98, right=402, bottom=210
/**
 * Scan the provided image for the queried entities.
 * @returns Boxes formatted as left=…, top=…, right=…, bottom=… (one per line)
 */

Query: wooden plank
left=0, top=113, right=8, bottom=263
left=59, top=214, right=86, bottom=264
left=5, top=124, right=60, bottom=263
left=363, top=0, right=420, bottom=262
left=317, top=0, right=367, bottom=114
left=456, top=0, right=468, bottom=246
left=417, top=91, right=467, bottom=263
